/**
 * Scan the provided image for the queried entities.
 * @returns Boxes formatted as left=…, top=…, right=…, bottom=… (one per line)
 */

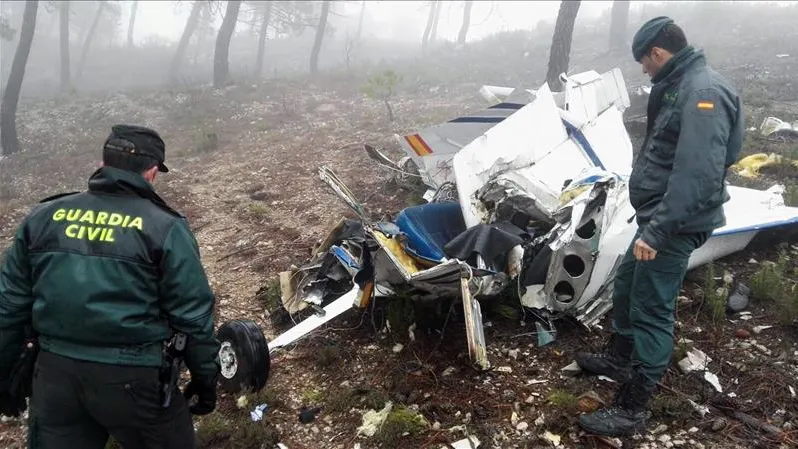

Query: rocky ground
left=1, top=57, right=797, bottom=449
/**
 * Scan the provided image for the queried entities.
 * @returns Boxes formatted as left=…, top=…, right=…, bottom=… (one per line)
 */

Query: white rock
left=723, top=271, right=734, bottom=284
left=516, top=421, right=529, bottom=431
left=658, top=434, right=671, bottom=443
left=653, top=424, right=668, bottom=434
left=508, top=349, right=520, bottom=360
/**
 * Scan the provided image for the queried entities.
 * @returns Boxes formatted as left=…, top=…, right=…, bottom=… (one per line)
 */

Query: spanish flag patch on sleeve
left=696, top=100, right=715, bottom=111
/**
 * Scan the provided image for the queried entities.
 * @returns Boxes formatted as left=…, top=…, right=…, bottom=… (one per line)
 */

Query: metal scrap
left=265, top=64, right=798, bottom=372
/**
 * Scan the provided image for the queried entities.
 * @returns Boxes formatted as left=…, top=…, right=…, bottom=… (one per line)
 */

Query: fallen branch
left=191, top=221, right=212, bottom=233
left=657, top=382, right=787, bottom=442
left=216, top=245, right=258, bottom=262
left=709, top=397, right=787, bottom=442
left=587, top=435, right=622, bottom=449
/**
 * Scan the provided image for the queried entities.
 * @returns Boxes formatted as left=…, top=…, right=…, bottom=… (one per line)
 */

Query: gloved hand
left=182, top=379, right=216, bottom=415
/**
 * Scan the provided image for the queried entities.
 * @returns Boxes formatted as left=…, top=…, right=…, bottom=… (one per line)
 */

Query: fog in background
left=0, top=0, right=795, bottom=103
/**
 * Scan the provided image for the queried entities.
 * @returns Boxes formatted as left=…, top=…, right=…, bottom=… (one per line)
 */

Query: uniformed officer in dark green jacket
left=575, top=17, right=744, bottom=436
left=0, top=125, right=221, bottom=448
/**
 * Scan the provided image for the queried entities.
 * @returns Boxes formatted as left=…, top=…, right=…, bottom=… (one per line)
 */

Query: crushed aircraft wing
left=269, top=65, right=798, bottom=369
left=445, top=70, right=798, bottom=327
left=394, top=68, right=631, bottom=192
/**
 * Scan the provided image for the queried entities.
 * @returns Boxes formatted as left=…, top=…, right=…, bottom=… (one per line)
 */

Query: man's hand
left=182, top=379, right=216, bottom=415
left=634, top=238, right=657, bottom=261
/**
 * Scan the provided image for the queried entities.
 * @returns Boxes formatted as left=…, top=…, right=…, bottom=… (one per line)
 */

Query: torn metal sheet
left=278, top=220, right=365, bottom=315
left=443, top=72, right=798, bottom=327
left=461, top=272, right=490, bottom=370
left=269, top=287, right=360, bottom=351
left=678, top=349, right=712, bottom=373
left=475, top=174, right=560, bottom=225
left=479, top=85, right=534, bottom=105
left=562, top=68, right=631, bottom=125
left=397, top=68, right=631, bottom=191
left=271, top=66, right=798, bottom=374
left=318, top=166, right=368, bottom=220
left=760, top=116, right=798, bottom=140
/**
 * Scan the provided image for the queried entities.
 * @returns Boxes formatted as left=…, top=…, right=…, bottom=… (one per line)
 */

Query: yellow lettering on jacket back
left=51, top=208, right=144, bottom=243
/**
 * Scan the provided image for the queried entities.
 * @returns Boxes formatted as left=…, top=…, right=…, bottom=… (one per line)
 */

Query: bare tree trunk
left=457, top=1, right=473, bottom=45
left=192, top=4, right=211, bottom=67
left=213, top=0, right=241, bottom=88
left=545, top=0, right=581, bottom=91
left=75, top=1, right=106, bottom=82
left=384, top=99, right=395, bottom=122
left=429, top=1, right=442, bottom=43
left=127, top=0, right=138, bottom=48
left=1, top=0, right=37, bottom=156
left=170, top=0, right=204, bottom=83
left=609, top=0, right=631, bottom=52
left=421, top=1, right=435, bottom=52
left=255, top=1, right=273, bottom=78
left=344, top=32, right=353, bottom=71
left=60, top=0, right=70, bottom=93
left=356, top=0, right=365, bottom=41
left=45, top=6, right=59, bottom=40
left=310, top=0, right=330, bottom=75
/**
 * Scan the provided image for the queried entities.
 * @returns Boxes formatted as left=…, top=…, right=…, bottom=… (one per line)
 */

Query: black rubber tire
left=216, top=320, right=270, bottom=394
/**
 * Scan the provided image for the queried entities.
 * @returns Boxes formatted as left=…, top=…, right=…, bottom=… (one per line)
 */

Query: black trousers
left=27, top=350, right=196, bottom=449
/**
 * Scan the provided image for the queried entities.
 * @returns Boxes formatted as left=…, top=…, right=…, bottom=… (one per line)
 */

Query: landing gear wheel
left=216, top=320, right=270, bottom=394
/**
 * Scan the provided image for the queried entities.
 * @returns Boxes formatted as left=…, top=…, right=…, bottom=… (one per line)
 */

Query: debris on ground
left=760, top=116, right=798, bottom=141
left=2, top=17, right=798, bottom=447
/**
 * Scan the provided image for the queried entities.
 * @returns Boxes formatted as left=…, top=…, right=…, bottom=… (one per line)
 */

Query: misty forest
left=1, top=1, right=798, bottom=448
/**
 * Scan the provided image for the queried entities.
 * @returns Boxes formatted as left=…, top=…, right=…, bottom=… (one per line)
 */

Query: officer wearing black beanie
left=574, top=17, right=744, bottom=437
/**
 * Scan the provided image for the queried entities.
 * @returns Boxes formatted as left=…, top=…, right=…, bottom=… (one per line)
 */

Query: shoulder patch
left=39, top=191, right=81, bottom=203
left=696, top=100, right=714, bottom=111
left=687, top=88, right=721, bottom=117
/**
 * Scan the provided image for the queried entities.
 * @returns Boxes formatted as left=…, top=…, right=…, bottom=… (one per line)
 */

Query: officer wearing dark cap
left=0, top=124, right=220, bottom=448
left=575, top=17, right=743, bottom=436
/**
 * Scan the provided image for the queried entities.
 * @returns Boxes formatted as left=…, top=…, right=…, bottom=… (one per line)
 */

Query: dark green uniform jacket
left=0, top=167, right=220, bottom=386
left=628, top=46, right=744, bottom=250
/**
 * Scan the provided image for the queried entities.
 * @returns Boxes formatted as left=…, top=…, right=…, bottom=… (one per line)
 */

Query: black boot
left=575, top=333, right=633, bottom=382
left=578, top=372, right=655, bottom=437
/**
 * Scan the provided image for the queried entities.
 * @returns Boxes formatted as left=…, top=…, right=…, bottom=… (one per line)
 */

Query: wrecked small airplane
left=214, top=68, right=798, bottom=392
